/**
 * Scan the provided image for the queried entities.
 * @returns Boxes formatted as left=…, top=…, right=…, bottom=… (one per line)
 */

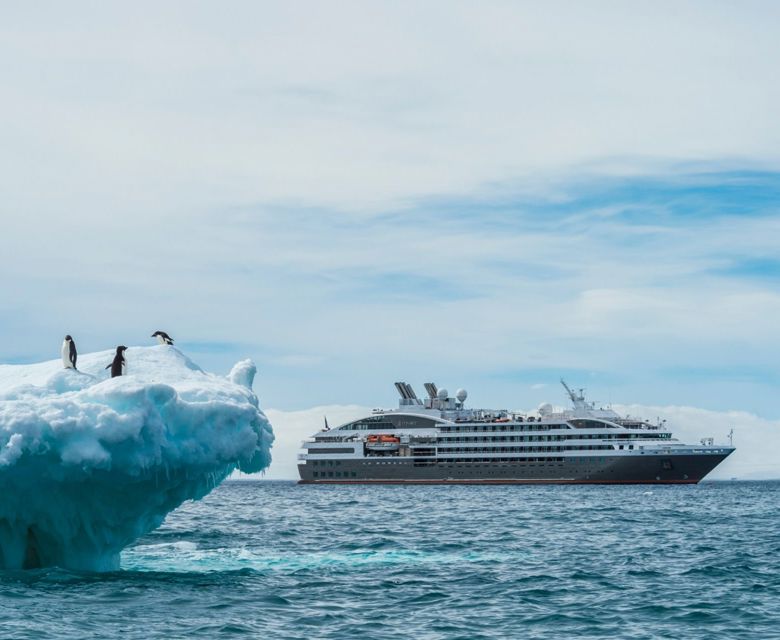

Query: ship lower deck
left=298, top=452, right=731, bottom=485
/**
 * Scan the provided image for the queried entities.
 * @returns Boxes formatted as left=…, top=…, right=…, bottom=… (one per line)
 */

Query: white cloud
left=2, top=2, right=780, bottom=214
left=1, top=3, right=779, bottom=424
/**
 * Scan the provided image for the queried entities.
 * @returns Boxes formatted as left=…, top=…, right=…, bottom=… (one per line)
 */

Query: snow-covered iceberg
left=0, top=346, right=273, bottom=571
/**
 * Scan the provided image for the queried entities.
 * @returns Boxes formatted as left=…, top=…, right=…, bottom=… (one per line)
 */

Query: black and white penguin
left=151, top=331, right=174, bottom=346
left=61, top=335, right=77, bottom=370
left=105, top=346, right=127, bottom=378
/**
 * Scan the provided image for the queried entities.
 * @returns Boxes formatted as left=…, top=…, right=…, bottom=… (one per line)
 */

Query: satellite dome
left=538, top=402, right=553, bottom=416
left=437, top=388, right=449, bottom=400
left=455, top=388, right=468, bottom=403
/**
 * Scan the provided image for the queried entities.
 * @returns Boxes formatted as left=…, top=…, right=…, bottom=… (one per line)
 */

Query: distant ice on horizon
left=0, top=346, right=274, bottom=571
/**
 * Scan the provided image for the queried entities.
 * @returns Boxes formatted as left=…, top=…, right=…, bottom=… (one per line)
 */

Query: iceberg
left=0, top=346, right=273, bottom=571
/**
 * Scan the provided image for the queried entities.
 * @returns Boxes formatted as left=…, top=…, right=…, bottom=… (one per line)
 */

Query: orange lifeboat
left=365, top=434, right=401, bottom=452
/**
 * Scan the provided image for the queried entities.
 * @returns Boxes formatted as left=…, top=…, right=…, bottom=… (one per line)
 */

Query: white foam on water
left=122, top=545, right=513, bottom=573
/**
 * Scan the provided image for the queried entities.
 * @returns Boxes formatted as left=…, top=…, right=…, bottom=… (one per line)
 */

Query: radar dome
left=455, top=388, right=468, bottom=403
left=437, top=388, right=449, bottom=400
left=538, top=402, right=553, bottom=416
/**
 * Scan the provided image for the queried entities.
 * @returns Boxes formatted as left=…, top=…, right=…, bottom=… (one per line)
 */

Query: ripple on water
left=1, top=481, right=780, bottom=639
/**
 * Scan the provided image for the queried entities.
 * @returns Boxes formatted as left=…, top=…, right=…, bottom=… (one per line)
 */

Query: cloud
left=1, top=4, right=779, bottom=436
left=249, top=402, right=779, bottom=481
left=2, top=169, right=780, bottom=416
left=2, top=3, right=780, bottom=213
left=709, top=257, right=780, bottom=281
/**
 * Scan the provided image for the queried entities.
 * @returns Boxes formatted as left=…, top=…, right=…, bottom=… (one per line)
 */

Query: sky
left=1, top=2, right=779, bottom=478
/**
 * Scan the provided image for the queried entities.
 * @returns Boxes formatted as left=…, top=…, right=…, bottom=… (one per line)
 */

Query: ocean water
left=1, top=481, right=779, bottom=639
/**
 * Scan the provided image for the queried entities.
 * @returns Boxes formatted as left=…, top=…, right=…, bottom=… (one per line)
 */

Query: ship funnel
left=394, top=382, right=411, bottom=399
left=403, top=383, right=420, bottom=400
left=395, top=382, right=422, bottom=405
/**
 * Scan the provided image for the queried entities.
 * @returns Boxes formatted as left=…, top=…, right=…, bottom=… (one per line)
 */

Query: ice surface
left=0, top=346, right=273, bottom=571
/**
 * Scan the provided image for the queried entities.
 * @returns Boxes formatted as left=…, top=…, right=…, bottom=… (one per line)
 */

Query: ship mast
left=560, top=379, right=589, bottom=411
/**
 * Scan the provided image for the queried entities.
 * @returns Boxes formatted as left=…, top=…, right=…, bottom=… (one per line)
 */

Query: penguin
left=61, top=335, right=77, bottom=370
left=151, top=330, right=174, bottom=346
left=105, top=346, right=127, bottom=378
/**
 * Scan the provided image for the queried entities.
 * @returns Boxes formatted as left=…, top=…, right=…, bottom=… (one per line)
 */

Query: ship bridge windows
left=339, top=415, right=394, bottom=430
left=338, top=414, right=443, bottom=430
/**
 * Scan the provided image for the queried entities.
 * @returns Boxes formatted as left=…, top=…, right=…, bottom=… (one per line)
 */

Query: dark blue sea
left=1, top=481, right=779, bottom=639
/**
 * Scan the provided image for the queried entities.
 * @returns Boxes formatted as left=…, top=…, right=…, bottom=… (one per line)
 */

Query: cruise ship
left=297, top=381, right=734, bottom=484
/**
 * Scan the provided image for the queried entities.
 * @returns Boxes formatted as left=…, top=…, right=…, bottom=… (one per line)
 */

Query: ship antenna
left=324, top=416, right=330, bottom=431
left=728, top=428, right=734, bottom=447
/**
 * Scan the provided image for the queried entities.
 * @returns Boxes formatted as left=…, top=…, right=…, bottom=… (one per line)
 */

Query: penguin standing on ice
left=61, top=335, right=77, bottom=370
left=151, top=330, right=174, bottom=346
left=106, top=346, right=127, bottom=378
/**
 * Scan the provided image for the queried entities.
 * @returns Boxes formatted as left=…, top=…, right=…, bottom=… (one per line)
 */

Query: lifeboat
left=365, top=434, right=400, bottom=451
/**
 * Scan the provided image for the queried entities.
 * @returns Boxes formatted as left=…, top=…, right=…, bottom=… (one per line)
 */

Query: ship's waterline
left=298, top=380, right=734, bottom=484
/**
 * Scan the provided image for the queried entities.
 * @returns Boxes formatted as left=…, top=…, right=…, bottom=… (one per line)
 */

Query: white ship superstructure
left=297, top=381, right=734, bottom=484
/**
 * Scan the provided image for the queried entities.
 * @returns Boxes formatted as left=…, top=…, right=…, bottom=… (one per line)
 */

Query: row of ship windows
left=440, top=424, right=568, bottom=432
left=437, top=433, right=659, bottom=443
left=413, top=458, right=610, bottom=466
left=313, top=471, right=359, bottom=478
left=440, top=445, right=616, bottom=453
left=309, top=456, right=615, bottom=467
left=311, top=467, right=624, bottom=476
left=436, top=457, right=612, bottom=464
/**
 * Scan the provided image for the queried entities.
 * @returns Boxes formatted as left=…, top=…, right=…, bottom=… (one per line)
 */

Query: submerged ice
left=0, top=346, right=273, bottom=571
